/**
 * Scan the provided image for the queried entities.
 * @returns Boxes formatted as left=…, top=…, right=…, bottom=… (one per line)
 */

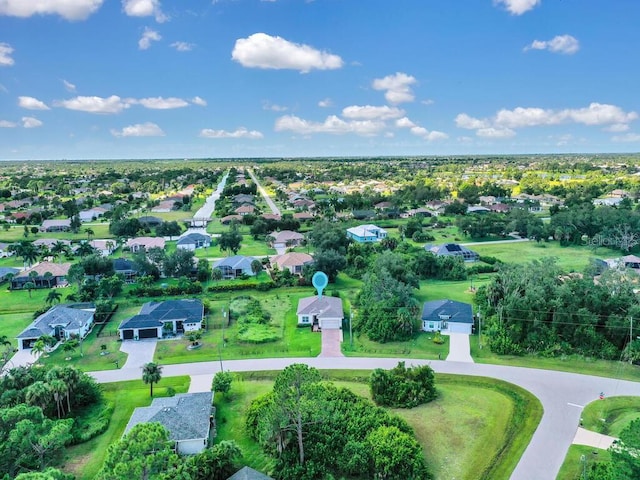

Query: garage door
left=448, top=322, right=471, bottom=334
left=320, top=318, right=342, bottom=329
left=139, top=328, right=159, bottom=339
left=122, top=330, right=134, bottom=340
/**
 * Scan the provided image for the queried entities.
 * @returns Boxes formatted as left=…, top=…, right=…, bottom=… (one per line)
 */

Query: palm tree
left=62, top=339, right=78, bottom=357
left=142, top=362, right=163, bottom=397
left=51, top=241, right=69, bottom=263
left=31, top=339, right=46, bottom=357
left=46, top=290, right=62, bottom=306
left=76, top=242, right=95, bottom=257
left=24, top=281, right=36, bottom=298
left=43, top=271, right=54, bottom=288
left=60, top=366, right=80, bottom=413
left=251, top=259, right=263, bottom=276
left=49, top=379, right=67, bottom=419
left=14, top=240, right=38, bottom=267
left=85, top=227, right=94, bottom=241
left=25, top=381, right=51, bottom=412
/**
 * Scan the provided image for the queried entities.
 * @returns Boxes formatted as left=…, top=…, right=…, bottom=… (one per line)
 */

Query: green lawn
left=214, top=371, right=541, bottom=480
left=556, top=445, right=610, bottom=480
left=62, top=376, right=190, bottom=480
left=0, top=223, right=113, bottom=243
left=0, top=311, right=33, bottom=349
left=580, top=396, right=640, bottom=436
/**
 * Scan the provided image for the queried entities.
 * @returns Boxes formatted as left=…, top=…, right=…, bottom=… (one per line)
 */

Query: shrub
left=370, top=361, right=437, bottom=408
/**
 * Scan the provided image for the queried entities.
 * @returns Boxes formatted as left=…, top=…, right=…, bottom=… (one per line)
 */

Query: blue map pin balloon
left=312, top=271, right=329, bottom=299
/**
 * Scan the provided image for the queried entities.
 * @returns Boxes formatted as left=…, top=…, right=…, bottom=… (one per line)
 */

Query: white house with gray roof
left=213, top=255, right=256, bottom=279
left=123, top=391, right=214, bottom=455
left=17, top=303, right=95, bottom=350
left=421, top=299, right=474, bottom=334
left=296, top=295, right=344, bottom=330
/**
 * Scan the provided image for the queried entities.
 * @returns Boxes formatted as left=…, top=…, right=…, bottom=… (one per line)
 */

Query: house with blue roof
left=118, top=299, right=203, bottom=340
left=213, top=255, right=256, bottom=279
left=421, top=299, right=474, bottom=334
left=17, top=303, right=95, bottom=350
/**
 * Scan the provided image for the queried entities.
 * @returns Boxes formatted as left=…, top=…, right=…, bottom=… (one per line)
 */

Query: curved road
left=90, top=357, right=640, bottom=480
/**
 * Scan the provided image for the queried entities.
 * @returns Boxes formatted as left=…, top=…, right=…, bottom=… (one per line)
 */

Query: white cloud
left=342, top=105, right=405, bottom=120
left=396, top=117, right=416, bottom=128
left=170, top=41, right=194, bottom=52
left=199, top=127, right=264, bottom=139
left=122, top=0, right=167, bottom=22
left=191, top=96, right=207, bottom=106
left=136, top=96, right=189, bottom=109
left=612, top=133, right=640, bottom=143
left=22, top=116, right=43, bottom=128
left=0, top=120, right=16, bottom=128
left=18, top=96, right=50, bottom=110
left=456, top=102, right=638, bottom=138
left=232, top=33, right=343, bottom=73
left=139, top=27, right=161, bottom=50
left=0, top=0, right=103, bottom=20
left=318, top=98, right=332, bottom=108
left=421, top=99, right=434, bottom=106
left=274, top=114, right=385, bottom=136
left=111, top=122, right=165, bottom=137
left=525, top=35, right=580, bottom=55
left=494, top=0, right=540, bottom=15
left=262, top=101, right=287, bottom=112
left=63, top=79, right=76, bottom=92
left=409, top=126, right=448, bottom=141
left=372, top=72, right=417, bottom=104
left=0, top=43, right=14, bottom=66
left=55, top=95, right=131, bottom=114
left=476, top=127, right=516, bottom=138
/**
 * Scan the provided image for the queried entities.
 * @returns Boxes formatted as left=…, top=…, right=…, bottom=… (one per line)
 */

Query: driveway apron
left=319, top=329, right=344, bottom=357
left=446, top=333, right=474, bottom=362
left=120, top=339, right=158, bottom=369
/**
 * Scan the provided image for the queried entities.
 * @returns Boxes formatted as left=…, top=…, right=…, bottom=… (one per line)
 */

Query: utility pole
left=478, top=312, right=482, bottom=349
left=349, top=313, right=353, bottom=348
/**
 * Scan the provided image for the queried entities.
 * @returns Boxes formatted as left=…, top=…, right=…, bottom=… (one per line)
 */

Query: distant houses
left=11, top=261, right=72, bottom=289
left=40, top=219, right=71, bottom=232
left=126, top=236, right=166, bottom=253
left=346, top=224, right=387, bottom=243
left=213, top=255, right=256, bottom=279
left=271, top=252, right=313, bottom=275
left=267, top=230, right=304, bottom=249
left=177, top=232, right=212, bottom=251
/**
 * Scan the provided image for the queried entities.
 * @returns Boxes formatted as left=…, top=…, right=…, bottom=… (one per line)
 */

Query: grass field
left=214, top=371, right=542, bottom=480
left=62, top=376, right=190, bottom=480
left=580, top=396, right=640, bottom=436
left=0, top=311, right=34, bottom=349
left=556, top=445, right=610, bottom=480
left=0, top=223, right=113, bottom=243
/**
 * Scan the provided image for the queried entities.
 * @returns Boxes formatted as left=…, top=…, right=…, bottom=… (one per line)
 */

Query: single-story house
left=126, top=236, right=166, bottom=253
left=421, top=299, right=474, bottom=334
left=118, top=299, right=204, bottom=340
left=123, top=391, right=214, bottom=455
left=267, top=230, right=304, bottom=249
left=296, top=295, right=344, bottom=330
left=33, top=238, right=71, bottom=250
left=425, top=243, right=479, bottom=262
left=227, top=467, right=274, bottom=480
left=152, top=200, right=178, bottom=213
left=79, top=207, right=108, bottom=222
left=138, top=216, right=164, bottom=227
left=467, top=206, right=491, bottom=214
left=0, top=242, right=13, bottom=258
left=40, top=219, right=71, bottom=232
left=293, top=212, right=314, bottom=221
left=0, top=267, right=19, bottom=283
left=221, top=215, right=243, bottom=225
left=16, top=303, right=95, bottom=350
left=113, top=258, right=139, bottom=282
left=346, top=224, right=388, bottom=243
left=261, top=213, right=281, bottom=221
left=235, top=205, right=255, bottom=216
left=11, top=261, right=72, bottom=289
left=401, top=207, right=432, bottom=218
left=233, top=194, right=254, bottom=205
left=593, top=197, right=625, bottom=207
left=177, top=233, right=211, bottom=251
left=213, top=255, right=256, bottom=279
left=89, top=239, right=116, bottom=257
left=271, top=252, right=313, bottom=275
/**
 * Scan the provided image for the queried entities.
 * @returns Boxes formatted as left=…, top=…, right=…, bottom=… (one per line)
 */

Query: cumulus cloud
left=396, top=117, right=416, bottom=128
left=456, top=103, right=638, bottom=138
left=524, top=34, right=580, bottom=55
left=22, top=116, right=43, bottom=128
left=275, top=114, right=385, bottom=136
left=494, top=0, right=540, bottom=15
left=409, top=126, right=449, bottom=141
left=262, top=102, right=288, bottom=112
left=136, top=96, right=189, bottom=109
left=372, top=72, right=417, bottom=104
left=0, top=0, right=103, bottom=20
left=18, top=96, right=49, bottom=110
left=191, top=96, right=207, bottom=106
left=0, top=120, right=16, bottom=128
left=0, top=43, right=15, bottom=66
left=139, top=27, right=161, bottom=50
left=111, top=122, right=165, bottom=137
left=170, top=41, right=194, bottom=52
left=612, top=133, right=640, bottom=143
left=55, top=95, right=131, bottom=114
left=232, top=33, right=343, bottom=73
left=199, top=127, right=264, bottom=139
left=63, top=79, right=76, bottom=92
left=122, top=0, right=167, bottom=22
left=318, top=98, right=332, bottom=108
left=342, top=105, right=405, bottom=120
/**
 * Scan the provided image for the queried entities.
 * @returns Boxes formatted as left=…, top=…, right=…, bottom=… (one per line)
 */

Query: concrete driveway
left=4, top=349, right=39, bottom=370
left=119, top=339, right=157, bottom=369
left=446, top=333, right=474, bottom=363
left=319, top=329, right=343, bottom=357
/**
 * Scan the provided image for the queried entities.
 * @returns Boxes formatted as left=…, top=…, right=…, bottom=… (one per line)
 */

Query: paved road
left=90, top=357, right=640, bottom=480
left=462, top=238, right=531, bottom=246
left=247, top=169, right=281, bottom=216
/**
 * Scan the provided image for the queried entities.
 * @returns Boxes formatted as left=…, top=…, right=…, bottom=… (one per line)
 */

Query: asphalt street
left=90, top=357, right=640, bottom=480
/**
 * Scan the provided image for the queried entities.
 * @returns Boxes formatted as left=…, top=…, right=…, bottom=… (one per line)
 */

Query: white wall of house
left=64, top=314, right=95, bottom=340
left=183, top=322, right=201, bottom=332
left=177, top=438, right=207, bottom=455
left=422, top=320, right=444, bottom=332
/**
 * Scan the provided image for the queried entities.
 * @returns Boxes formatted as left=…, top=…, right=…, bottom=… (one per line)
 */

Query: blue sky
left=0, top=0, right=639, bottom=160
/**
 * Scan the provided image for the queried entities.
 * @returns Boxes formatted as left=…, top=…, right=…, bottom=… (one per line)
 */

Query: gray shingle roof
left=213, top=255, right=253, bottom=270
left=296, top=296, right=343, bottom=319
left=17, top=304, right=94, bottom=339
left=124, top=392, right=213, bottom=442
left=227, top=467, right=274, bottom=480
left=421, top=299, right=473, bottom=324
left=119, top=299, right=203, bottom=331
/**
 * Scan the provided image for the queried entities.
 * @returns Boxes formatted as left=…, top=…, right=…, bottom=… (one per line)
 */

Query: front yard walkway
left=120, top=338, right=158, bottom=369
left=318, top=329, right=344, bottom=357
left=445, top=333, right=474, bottom=363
